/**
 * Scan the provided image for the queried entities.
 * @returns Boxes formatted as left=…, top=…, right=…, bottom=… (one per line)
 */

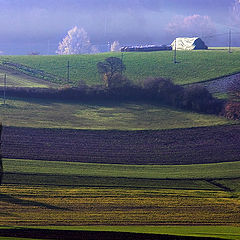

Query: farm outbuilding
left=171, top=37, right=208, bottom=50
left=121, top=45, right=172, bottom=52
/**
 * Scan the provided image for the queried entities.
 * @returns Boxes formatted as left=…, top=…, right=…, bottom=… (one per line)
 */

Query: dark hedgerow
left=142, top=78, right=184, bottom=106
left=181, top=85, right=223, bottom=114
left=0, top=78, right=224, bottom=115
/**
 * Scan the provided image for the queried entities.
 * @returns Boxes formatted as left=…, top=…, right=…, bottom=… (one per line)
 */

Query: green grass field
left=1, top=49, right=240, bottom=87
left=0, top=97, right=233, bottom=130
left=0, top=65, right=59, bottom=88
left=4, top=158, right=240, bottom=180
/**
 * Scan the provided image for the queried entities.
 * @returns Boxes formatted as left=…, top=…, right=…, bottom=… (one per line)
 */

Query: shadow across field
left=0, top=228, right=225, bottom=240
left=0, top=193, right=67, bottom=210
left=3, top=172, right=232, bottom=192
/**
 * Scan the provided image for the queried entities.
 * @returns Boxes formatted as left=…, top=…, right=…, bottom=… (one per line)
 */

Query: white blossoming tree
left=56, top=26, right=98, bottom=55
left=111, top=41, right=120, bottom=52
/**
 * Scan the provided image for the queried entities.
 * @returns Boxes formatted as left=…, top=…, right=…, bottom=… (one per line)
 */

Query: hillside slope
left=1, top=49, right=240, bottom=86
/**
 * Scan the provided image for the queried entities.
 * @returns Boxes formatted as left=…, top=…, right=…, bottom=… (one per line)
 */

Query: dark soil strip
left=0, top=228, right=224, bottom=240
left=206, top=179, right=233, bottom=192
left=2, top=125, right=240, bottom=165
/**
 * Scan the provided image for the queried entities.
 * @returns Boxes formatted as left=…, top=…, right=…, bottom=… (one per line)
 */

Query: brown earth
left=2, top=124, right=240, bottom=165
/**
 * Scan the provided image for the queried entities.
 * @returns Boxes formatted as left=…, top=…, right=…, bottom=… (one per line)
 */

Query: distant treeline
left=0, top=78, right=224, bottom=115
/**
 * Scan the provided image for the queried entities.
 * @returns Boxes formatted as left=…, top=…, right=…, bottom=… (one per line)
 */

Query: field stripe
left=3, top=159, right=240, bottom=180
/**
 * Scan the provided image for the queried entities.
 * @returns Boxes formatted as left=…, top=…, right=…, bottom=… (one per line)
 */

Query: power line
left=229, top=29, right=232, bottom=53
left=67, top=60, right=70, bottom=82
left=174, top=39, right=177, bottom=64
left=3, top=74, right=6, bottom=105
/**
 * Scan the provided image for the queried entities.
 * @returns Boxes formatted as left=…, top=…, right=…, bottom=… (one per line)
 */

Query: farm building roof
left=171, top=37, right=208, bottom=50
left=120, top=45, right=172, bottom=52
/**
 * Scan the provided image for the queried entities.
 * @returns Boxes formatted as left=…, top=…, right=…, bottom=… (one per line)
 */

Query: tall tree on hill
left=97, top=57, right=127, bottom=88
left=0, top=123, right=3, bottom=185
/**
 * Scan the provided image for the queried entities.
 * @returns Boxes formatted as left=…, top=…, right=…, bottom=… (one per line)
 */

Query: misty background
left=0, top=0, right=240, bottom=55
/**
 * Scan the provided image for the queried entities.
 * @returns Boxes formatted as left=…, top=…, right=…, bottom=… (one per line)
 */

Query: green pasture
left=4, top=158, right=240, bottom=180
left=1, top=49, right=240, bottom=86
left=3, top=158, right=240, bottom=191
left=0, top=97, right=232, bottom=130
left=0, top=71, right=57, bottom=88
left=0, top=66, right=59, bottom=88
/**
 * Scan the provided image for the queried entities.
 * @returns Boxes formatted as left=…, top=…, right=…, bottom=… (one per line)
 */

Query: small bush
left=224, top=102, right=240, bottom=120
left=181, top=85, right=221, bottom=113
left=142, top=78, right=184, bottom=106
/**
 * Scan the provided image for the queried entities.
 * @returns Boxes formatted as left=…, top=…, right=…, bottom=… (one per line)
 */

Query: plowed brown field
left=2, top=125, right=240, bottom=165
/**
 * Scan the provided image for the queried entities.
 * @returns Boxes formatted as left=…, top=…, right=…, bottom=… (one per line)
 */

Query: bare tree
left=97, top=57, right=126, bottom=88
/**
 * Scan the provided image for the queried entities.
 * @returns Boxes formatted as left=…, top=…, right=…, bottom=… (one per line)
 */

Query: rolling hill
left=1, top=49, right=240, bottom=87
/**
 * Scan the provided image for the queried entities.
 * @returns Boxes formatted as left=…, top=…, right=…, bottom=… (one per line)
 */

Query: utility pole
left=3, top=74, right=6, bottom=105
left=229, top=29, right=232, bottom=53
left=121, top=52, right=124, bottom=75
left=174, top=39, right=177, bottom=64
left=47, top=40, right=50, bottom=55
left=67, top=60, right=70, bottom=83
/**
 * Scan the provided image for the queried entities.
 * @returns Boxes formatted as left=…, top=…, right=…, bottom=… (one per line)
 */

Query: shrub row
left=0, top=78, right=224, bottom=115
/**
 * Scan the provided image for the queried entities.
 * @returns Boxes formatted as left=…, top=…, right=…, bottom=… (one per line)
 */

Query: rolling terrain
left=0, top=65, right=59, bottom=88
left=0, top=50, right=239, bottom=239
left=1, top=49, right=240, bottom=86
left=0, top=97, right=232, bottom=130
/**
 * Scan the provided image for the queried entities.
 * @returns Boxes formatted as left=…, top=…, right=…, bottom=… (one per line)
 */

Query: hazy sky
left=0, top=0, right=239, bottom=54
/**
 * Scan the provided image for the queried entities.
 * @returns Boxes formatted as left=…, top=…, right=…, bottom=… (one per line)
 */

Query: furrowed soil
left=2, top=124, right=240, bottom=165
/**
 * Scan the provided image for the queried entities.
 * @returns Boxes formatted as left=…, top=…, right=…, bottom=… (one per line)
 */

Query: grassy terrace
left=1, top=49, right=240, bottom=86
left=0, top=97, right=232, bottom=130
left=4, top=158, right=240, bottom=180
